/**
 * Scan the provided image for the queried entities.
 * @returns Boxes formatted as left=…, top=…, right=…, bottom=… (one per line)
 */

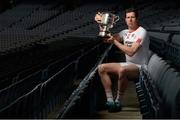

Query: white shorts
left=119, top=62, right=141, bottom=69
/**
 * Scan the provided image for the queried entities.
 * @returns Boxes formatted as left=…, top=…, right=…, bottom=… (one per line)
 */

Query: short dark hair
left=124, top=8, right=139, bottom=18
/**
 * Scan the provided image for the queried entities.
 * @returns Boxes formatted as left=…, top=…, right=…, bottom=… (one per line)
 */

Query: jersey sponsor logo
left=125, top=41, right=133, bottom=47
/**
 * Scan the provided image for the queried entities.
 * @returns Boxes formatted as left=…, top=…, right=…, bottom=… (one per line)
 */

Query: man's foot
left=105, top=101, right=116, bottom=112
left=106, top=101, right=122, bottom=112
left=114, top=101, right=122, bottom=112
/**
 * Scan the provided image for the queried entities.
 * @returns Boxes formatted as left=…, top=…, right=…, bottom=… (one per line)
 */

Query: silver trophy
left=97, top=12, right=119, bottom=37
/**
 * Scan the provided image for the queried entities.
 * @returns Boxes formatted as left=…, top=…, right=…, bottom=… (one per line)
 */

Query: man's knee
left=98, top=64, right=106, bottom=74
left=119, top=67, right=126, bottom=74
left=118, top=67, right=126, bottom=79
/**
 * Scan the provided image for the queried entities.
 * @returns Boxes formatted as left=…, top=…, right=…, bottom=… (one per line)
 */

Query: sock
left=115, top=90, right=124, bottom=102
left=105, top=90, right=114, bottom=102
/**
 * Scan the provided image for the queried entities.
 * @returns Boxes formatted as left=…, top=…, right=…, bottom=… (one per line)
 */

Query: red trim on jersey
left=136, top=38, right=141, bottom=44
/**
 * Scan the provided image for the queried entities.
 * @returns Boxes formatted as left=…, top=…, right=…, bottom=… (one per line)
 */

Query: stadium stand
left=0, top=0, right=180, bottom=119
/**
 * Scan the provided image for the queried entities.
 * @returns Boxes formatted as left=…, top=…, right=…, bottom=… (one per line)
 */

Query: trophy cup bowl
left=97, top=12, right=119, bottom=37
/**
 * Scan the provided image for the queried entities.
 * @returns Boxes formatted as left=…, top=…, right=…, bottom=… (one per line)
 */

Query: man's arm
left=113, top=39, right=141, bottom=56
left=112, top=33, right=122, bottom=42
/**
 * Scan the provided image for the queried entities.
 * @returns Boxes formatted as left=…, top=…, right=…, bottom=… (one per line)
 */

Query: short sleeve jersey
left=119, top=26, right=150, bottom=65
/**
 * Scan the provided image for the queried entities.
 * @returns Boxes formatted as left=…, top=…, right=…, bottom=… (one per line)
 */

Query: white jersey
left=119, top=26, right=150, bottom=65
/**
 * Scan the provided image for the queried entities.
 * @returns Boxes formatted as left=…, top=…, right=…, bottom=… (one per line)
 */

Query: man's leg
left=98, top=63, right=126, bottom=103
left=116, top=76, right=128, bottom=102
left=115, top=64, right=140, bottom=103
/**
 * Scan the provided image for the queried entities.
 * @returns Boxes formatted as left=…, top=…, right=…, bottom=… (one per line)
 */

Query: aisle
left=95, top=81, right=142, bottom=119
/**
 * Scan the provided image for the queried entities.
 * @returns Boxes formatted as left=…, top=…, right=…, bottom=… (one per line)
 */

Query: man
left=94, top=8, right=150, bottom=112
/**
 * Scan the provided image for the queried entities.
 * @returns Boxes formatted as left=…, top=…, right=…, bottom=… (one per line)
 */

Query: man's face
left=125, top=12, right=138, bottom=29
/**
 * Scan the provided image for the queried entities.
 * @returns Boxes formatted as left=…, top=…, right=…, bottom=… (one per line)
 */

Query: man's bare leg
left=115, top=64, right=140, bottom=102
left=98, top=63, right=126, bottom=102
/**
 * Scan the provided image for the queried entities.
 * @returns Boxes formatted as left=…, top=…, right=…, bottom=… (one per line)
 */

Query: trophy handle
left=97, top=12, right=103, bottom=16
left=114, top=15, right=120, bottom=23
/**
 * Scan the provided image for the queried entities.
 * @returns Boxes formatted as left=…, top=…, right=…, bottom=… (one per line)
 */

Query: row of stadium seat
left=148, top=31, right=180, bottom=68
left=0, top=41, right=108, bottom=118
left=136, top=53, right=180, bottom=118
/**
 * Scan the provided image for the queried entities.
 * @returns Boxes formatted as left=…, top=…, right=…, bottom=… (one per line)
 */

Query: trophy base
left=98, top=31, right=111, bottom=38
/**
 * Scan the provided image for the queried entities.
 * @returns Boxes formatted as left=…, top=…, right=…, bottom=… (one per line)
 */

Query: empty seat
left=148, top=31, right=170, bottom=42
left=166, top=35, right=180, bottom=64
left=159, top=68, right=180, bottom=118
left=164, top=26, right=180, bottom=32
left=148, top=31, right=170, bottom=56
left=147, top=54, right=169, bottom=85
left=171, top=34, right=180, bottom=46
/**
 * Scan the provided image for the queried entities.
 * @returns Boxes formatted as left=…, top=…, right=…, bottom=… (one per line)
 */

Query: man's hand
left=94, top=12, right=102, bottom=23
left=102, top=34, right=114, bottom=43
